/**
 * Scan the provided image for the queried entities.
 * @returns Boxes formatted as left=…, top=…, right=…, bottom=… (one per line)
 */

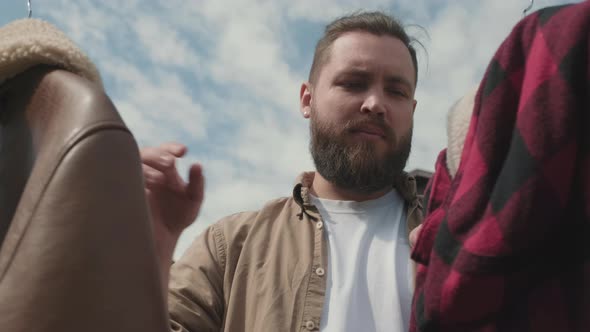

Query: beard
left=309, top=108, right=412, bottom=195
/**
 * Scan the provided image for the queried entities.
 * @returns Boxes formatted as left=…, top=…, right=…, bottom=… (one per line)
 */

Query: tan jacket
left=168, top=172, right=424, bottom=332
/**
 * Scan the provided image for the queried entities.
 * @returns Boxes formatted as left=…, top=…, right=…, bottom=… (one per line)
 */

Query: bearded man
left=140, top=11, right=423, bottom=332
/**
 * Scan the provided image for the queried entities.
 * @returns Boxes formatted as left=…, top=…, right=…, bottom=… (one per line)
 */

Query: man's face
left=302, top=31, right=417, bottom=194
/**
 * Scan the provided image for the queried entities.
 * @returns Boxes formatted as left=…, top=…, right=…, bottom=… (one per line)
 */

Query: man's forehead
left=329, top=33, right=410, bottom=62
left=324, top=32, right=416, bottom=84
left=331, top=31, right=406, bottom=52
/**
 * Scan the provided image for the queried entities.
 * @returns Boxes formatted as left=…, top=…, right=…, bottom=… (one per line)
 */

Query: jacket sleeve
left=168, top=224, right=226, bottom=332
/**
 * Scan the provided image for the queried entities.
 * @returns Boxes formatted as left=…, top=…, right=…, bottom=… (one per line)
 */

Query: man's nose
left=360, top=91, right=386, bottom=115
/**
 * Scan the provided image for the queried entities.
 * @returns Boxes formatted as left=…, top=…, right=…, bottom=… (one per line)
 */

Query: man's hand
left=140, top=142, right=204, bottom=294
left=141, top=142, right=204, bottom=238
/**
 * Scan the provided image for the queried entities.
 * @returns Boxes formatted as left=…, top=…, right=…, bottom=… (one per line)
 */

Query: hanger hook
left=27, top=0, right=32, bottom=18
left=523, top=0, right=534, bottom=17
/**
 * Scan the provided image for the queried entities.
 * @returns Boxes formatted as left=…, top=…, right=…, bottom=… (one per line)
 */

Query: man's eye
left=386, top=88, right=407, bottom=97
left=340, top=81, right=365, bottom=90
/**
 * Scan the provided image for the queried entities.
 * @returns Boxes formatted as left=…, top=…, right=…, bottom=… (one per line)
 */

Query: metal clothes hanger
left=523, top=0, right=534, bottom=17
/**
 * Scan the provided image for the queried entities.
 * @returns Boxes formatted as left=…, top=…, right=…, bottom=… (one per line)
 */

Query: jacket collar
left=292, top=171, right=419, bottom=220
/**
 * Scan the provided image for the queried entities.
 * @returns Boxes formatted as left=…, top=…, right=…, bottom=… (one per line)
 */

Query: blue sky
left=1, top=0, right=580, bottom=257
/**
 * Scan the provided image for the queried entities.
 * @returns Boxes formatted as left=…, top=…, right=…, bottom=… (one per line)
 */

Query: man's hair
left=308, top=11, right=419, bottom=85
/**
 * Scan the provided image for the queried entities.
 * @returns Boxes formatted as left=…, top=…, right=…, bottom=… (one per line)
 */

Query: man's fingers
left=141, top=147, right=177, bottom=171
left=144, top=163, right=187, bottom=193
left=140, top=143, right=189, bottom=178
left=141, top=143, right=199, bottom=198
left=143, top=164, right=166, bottom=186
left=160, top=142, right=187, bottom=157
left=187, top=164, right=204, bottom=204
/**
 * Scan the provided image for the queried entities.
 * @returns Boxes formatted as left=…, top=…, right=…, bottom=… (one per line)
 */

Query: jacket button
left=305, top=320, right=316, bottom=330
left=316, top=221, right=323, bottom=229
left=315, top=267, right=325, bottom=276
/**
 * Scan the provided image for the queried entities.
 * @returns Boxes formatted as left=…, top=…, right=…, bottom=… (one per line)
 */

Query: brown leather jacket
left=168, top=172, right=423, bottom=332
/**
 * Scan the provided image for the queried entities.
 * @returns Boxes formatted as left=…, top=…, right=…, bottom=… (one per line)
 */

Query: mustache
left=344, top=117, right=394, bottom=140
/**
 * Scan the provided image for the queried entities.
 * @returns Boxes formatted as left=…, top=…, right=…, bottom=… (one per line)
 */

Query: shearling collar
left=0, top=19, right=101, bottom=87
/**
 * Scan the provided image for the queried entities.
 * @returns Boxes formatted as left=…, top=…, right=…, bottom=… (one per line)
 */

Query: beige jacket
left=168, top=172, right=424, bottom=332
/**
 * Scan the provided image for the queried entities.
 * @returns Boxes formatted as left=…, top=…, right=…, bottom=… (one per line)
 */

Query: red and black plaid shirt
left=410, top=2, right=590, bottom=331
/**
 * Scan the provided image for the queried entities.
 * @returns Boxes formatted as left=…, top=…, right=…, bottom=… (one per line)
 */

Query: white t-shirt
left=309, top=190, right=413, bottom=332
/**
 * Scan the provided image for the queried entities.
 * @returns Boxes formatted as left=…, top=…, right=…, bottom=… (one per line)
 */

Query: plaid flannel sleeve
left=411, top=2, right=590, bottom=331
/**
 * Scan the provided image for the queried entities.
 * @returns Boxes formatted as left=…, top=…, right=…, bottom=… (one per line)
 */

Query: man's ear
left=300, top=82, right=312, bottom=118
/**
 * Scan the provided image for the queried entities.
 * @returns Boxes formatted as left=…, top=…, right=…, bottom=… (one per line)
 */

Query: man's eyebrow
left=335, top=69, right=371, bottom=78
left=385, top=75, right=414, bottom=90
left=335, top=69, right=415, bottom=90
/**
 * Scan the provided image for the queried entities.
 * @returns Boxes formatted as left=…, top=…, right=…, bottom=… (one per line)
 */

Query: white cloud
left=133, top=15, right=201, bottom=69
left=229, top=111, right=312, bottom=175
left=99, top=59, right=207, bottom=146
left=284, top=0, right=392, bottom=21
